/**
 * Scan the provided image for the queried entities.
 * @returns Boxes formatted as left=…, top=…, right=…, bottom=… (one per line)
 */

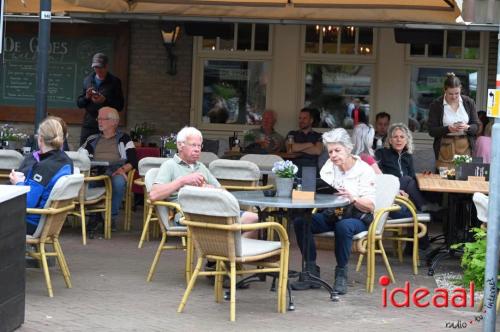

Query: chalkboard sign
left=1, top=36, right=114, bottom=107
left=0, top=23, right=129, bottom=125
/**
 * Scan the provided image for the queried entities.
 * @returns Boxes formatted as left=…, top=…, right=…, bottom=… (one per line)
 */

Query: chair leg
left=106, top=195, right=112, bottom=239
left=143, top=192, right=149, bottom=241
left=80, top=205, right=87, bottom=246
left=138, top=205, right=154, bottom=249
left=378, top=239, right=395, bottom=285
left=214, top=260, right=223, bottom=303
left=185, top=232, right=193, bottom=284
left=39, top=243, right=54, bottom=298
left=178, top=257, right=203, bottom=313
left=356, top=254, right=364, bottom=272
left=53, top=239, right=72, bottom=288
left=279, top=247, right=289, bottom=313
left=146, top=232, right=167, bottom=282
left=230, top=261, right=236, bottom=322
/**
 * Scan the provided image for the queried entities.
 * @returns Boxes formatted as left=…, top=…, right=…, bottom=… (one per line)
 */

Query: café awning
left=6, top=0, right=463, bottom=24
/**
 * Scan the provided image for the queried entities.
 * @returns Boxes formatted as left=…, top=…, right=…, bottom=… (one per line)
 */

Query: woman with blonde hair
left=375, top=123, right=437, bottom=212
left=10, top=117, right=73, bottom=235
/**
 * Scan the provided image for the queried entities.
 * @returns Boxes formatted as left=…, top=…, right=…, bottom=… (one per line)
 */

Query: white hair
left=99, top=107, right=120, bottom=121
left=176, top=126, right=203, bottom=143
left=322, top=128, right=353, bottom=153
left=385, top=123, right=414, bottom=154
left=352, top=123, right=375, bottom=156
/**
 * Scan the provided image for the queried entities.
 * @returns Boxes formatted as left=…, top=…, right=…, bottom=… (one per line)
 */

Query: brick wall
left=126, top=21, right=193, bottom=141
left=488, top=31, right=499, bottom=89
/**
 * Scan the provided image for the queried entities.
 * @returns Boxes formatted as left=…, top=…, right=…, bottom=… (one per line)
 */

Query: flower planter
left=275, top=177, right=294, bottom=197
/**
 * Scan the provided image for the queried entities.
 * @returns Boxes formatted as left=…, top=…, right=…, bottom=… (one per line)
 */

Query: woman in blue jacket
left=9, top=118, right=73, bottom=235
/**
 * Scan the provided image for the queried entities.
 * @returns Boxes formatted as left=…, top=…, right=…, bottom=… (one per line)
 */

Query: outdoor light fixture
left=160, top=23, right=181, bottom=76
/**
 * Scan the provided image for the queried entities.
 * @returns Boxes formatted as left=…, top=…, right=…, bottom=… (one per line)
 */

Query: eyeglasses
left=97, top=117, right=112, bottom=121
left=182, top=142, right=203, bottom=149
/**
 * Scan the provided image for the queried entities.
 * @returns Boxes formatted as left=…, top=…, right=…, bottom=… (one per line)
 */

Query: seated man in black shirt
left=286, top=108, right=323, bottom=176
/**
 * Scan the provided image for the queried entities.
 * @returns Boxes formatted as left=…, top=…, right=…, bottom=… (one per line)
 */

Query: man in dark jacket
left=77, top=53, right=124, bottom=146
left=81, top=107, right=137, bottom=236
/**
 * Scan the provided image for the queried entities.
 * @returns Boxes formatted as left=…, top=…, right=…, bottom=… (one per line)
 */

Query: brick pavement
left=19, top=210, right=497, bottom=332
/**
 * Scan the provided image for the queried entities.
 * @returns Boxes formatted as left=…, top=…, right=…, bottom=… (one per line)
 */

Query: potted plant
left=272, top=160, right=298, bottom=197
left=453, top=154, right=472, bottom=180
left=160, top=133, right=177, bottom=157
left=130, top=122, right=155, bottom=147
left=0, top=124, right=29, bottom=150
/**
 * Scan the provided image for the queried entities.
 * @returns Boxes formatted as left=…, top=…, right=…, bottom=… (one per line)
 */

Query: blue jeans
left=111, top=174, right=127, bottom=220
left=89, top=174, right=127, bottom=221
left=293, top=211, right=367, bottom=268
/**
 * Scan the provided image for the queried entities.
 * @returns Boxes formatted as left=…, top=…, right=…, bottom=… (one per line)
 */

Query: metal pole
left=0, top=0, right=5, bottom=54
left=482, top=25, right=500, bottom=332
left=34, top=0, right=52, bottom=132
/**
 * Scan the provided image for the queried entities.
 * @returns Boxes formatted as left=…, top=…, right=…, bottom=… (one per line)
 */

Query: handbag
left=338, top=204, right=374, bottom=227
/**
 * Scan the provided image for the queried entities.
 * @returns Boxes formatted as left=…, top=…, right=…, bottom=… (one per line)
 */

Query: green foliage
left=451, top=227, right=487, bottom=290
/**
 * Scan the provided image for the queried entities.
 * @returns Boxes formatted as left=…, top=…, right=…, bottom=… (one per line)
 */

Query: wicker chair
left=199, top=151, right=219, bottom=168
left=177, top=186, right=289, bottom=321
left=135, top=157, right=170, bottom=246
left=26, top=174, right=84, bottom=297
left=142, top=168, right=192, bottom=284
left=66, top=150, right=113, bottom=243
left=383, top=196, right=429, bottom=274
left=209, top=159, right=273, bottom=191
left=240, top=154, right=284, bottom=185
left=0, top=150, right=24, bottom=181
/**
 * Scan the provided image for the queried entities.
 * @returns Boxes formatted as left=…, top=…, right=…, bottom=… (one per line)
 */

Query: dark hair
left=375, top=112, right=391, bottom=122
left=443, top=72, right=462, bottom=90
left=300, top=107, right=320, bottom=126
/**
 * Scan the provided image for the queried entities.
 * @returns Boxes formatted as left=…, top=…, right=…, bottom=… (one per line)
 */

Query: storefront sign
left=487, top=89, right=500, bottom=118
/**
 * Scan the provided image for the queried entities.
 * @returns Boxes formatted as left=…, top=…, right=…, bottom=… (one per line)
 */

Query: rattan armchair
left=383, top=195, right=429, bottom=275
left=0, top=150, right=24, bottom=181
left=199, top=151, right=219, bottom=167
left=26, top=174, right=84, bottom=297
left=134, top=157, right=170, bottom=245
left=66, top=150, right=113, bottom=243
left=177, top=186, right=289, bottom=321
left=209, top=159, right=273, bottom=191
left=142, top=168, right=191, bottom=284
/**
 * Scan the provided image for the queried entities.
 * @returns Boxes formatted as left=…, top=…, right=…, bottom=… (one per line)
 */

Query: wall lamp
left=160, top=23, right=181, bottom=75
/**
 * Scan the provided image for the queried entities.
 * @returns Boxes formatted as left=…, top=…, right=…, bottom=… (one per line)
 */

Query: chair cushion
left=315, top=231, right=335, bottom=238
left=239, top=238, right=281, bottom=257
left=386, top=213, right=431, bottom=224
left=352, top=231, right=368, bottom=240
left=86, top=187, right=106, bottom=200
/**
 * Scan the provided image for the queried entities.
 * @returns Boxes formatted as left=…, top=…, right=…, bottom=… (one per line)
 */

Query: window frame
left=192, top=26, right=274, bottom=132
left=301, top=25, right=377, bottom=60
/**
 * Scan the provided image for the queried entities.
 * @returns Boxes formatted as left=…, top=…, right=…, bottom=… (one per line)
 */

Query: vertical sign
left=487, top=89, right=500, bottom=118
left=0, top=0, right=4, bottom=54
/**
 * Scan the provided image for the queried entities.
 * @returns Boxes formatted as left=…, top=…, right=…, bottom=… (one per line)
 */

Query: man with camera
left=77, top=53, right=124, bottom=146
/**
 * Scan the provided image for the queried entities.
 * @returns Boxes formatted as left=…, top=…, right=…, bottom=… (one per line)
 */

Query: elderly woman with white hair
left=292, top=128, right=376, bottom=294
left=351, top=123, right=382, bottom=174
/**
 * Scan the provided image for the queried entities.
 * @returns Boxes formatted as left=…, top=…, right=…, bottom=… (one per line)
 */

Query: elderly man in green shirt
left=149, top=126, right=258, bottom=237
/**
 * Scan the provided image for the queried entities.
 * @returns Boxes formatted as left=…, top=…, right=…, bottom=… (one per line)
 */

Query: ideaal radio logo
left=378, top=275, right=484, bottom=329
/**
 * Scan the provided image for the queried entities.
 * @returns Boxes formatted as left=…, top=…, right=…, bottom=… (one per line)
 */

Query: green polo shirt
left=154, top=154, right=220, bottom=201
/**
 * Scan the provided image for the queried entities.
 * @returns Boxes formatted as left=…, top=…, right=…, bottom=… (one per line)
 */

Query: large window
left=409, top=30, right=480, bottom=60
left=304, top=64, right=373, bottom=128
left=201, top=60, right=269, bottom=125
left=409, top=67, right=478, bottom=132
left=201, top=23, right=270, bottom=52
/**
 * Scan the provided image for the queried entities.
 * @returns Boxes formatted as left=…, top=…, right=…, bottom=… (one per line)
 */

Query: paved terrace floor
left=19, top=210, right=498, bottom=332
